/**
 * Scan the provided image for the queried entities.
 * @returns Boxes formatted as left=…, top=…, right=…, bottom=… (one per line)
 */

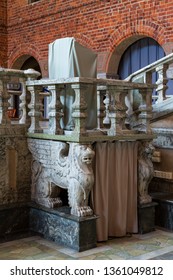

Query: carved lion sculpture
left=28, top=139, right=95, bottom=217
left=138, top=141, right=155, bottom=204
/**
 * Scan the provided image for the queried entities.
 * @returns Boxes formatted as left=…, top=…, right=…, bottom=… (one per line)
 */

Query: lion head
left=71, top=143, right=95, bottom=174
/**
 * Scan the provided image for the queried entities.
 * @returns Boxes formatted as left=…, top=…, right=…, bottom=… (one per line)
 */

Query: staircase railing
left=125, top=52, right=173, bottom=104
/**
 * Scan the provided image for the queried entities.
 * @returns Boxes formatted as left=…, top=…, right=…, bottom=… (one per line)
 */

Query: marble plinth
left=0, top=203, right=30, bottom=241
left=30, top=203, right=98, bottom=252
left=0, top=203, right=98, bottom=251
left=138, top=202, right=158, bottom=234
left=151, top=192, right=173, bottom=231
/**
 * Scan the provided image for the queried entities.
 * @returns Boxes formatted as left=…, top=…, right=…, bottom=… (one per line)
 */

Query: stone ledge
left=27, top=132, right=156, bottom=143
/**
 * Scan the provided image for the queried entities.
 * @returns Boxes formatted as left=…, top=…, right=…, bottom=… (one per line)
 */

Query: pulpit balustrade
left=0, top=67, right=155, bottom=140
left=25, top=76, right=155, bottom=139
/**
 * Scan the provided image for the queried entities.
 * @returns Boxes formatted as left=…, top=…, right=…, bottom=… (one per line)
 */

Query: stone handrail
left=125, top=52, right=173, bottom=103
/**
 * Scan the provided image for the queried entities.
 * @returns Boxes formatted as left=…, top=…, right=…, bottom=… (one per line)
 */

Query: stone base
left=138, top=202, right=158, bottom=234
left=0, top=203, right=98, bottom=251
left=0, top=203, right=30, bottom=242
left=30, top=204, right=98, bottom=252
left=151, top=192, right=173, bottom=231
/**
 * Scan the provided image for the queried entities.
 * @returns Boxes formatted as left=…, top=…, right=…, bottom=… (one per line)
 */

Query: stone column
left=23, top=69, right=41, bottom=127
left=27, top=85, right=43, bottom=133
left=71, top=83, right=88, bottom=136
left=155, top=64, right=169, bottom=103
left=19, top=77, right=27, bottom=124
left=138, top=88, right=153, bottom=134
left=108, top=85, right=129, bottom=136
left=103, top=89, right=110, bottom=125
left=97, top=86, right=106, bottom=130
left=47, top=84, right=64, bottom=135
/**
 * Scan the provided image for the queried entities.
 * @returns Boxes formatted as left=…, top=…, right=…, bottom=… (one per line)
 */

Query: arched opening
left=118, top=37, right=165, bottom=80
left=20, top=56, right=41, bottom=73
left=117, top=37, right=173, bottom=96
left=11, top=56, right=42, bottom=118
left=12, top=55, right=41, bottom=74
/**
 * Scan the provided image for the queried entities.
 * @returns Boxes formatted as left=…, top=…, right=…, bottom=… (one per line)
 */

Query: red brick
left=0, top=1, right=172, bottom=75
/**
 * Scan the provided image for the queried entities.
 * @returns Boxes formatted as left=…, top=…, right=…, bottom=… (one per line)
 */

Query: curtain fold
left=91, top=141, right=138, bottom=241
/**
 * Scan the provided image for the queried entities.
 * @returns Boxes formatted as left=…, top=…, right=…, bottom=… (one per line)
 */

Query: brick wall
left=0, top=0, right=7, bottom=67
left=5, top=0, right=173, bottom=77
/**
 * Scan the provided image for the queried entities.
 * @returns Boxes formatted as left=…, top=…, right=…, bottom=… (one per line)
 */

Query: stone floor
left=0, top=228, right=173, bottom=260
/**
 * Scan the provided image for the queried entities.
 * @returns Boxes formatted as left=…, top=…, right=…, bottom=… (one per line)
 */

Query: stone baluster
left=155, top=64, right=169, bottom=103
left=18, top=77, right=27, bottom=124
left=0, top=78, right=11, bottom=125
left=27, top=85, right=43, bottom=133
left=145, top=71, right=152, bottom=84
left=97, top=86, right=106, bottom=130
left=47, top=84, right=64, bottom=135
left=22, top=69, right=41, bottom=126
left=103, top=89, right=110, bottom=125
left=138, top=88, right=153, bottom=134
left=38, top=91, right=45, bottom=120
left=108, top=85, right=129, bottom=136
left=71, top=83, right=88, bottom=136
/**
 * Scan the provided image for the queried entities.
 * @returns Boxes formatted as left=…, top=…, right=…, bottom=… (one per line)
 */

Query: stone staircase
left=126, top=53, right=173, bottom=231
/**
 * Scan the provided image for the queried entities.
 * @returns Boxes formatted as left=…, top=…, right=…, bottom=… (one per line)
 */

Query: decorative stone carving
left=138, top=141, right=155, bottom=204
left=0, top=136, right=32, bottom=205
left=28, top=139, right=95, bottom=217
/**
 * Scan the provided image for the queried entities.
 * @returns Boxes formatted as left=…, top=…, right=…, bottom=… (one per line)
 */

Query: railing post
left=27, top=85, right=43, bottom=133
left=108, top=85, right=129, bottom=136
left=47, top=84, right=64, bottom=135
left=71, top=83, right=88, bottom=136
left=18, top=77, right=27, bottom=124
left=97, top=86, right=106, bottom=129
left=23, top=69, right=41, bottom=126
left=103, top=89, right=110, bottom=125
left=0, top=77, right=11, bottom=125
left=138, top=88, right=153, bottom=134
left=155, top=64, right=169, bottom=103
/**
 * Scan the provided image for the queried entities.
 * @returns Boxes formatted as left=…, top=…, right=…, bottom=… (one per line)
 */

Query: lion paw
left=47, top=197, right=63, bottom=208
left=139, top=194, right=152, bottom=205
left=71, top=206, right=93, bottom=217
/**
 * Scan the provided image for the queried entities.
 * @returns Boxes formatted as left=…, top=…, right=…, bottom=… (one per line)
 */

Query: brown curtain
left=91, top=141, right=138, bottom=241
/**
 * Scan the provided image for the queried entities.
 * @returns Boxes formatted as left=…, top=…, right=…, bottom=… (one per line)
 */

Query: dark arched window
left=118, top=37, right=165, bottom=80
left=118, top=37, right=173, bottom=96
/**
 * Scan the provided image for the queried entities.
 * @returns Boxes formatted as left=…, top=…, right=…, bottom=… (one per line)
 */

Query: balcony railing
left=25, top=77, right=155, bottom=140
left=0, top=67, right=155, bottom=140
